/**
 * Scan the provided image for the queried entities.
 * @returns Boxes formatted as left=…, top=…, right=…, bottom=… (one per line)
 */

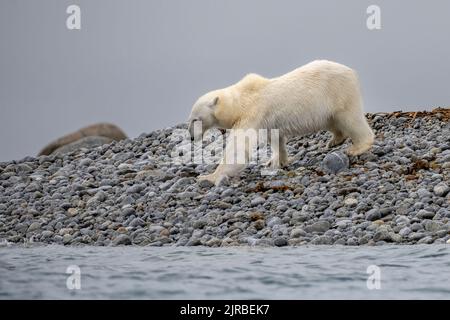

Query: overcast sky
left=1, top=0, right=449, bottom=161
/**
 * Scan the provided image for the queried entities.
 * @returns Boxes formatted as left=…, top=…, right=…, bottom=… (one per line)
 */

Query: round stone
left=323, top=151, right=349, bottom=174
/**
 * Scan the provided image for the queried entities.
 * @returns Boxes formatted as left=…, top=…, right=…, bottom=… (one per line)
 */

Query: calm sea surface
left=0, top=245, right=449, bottom=299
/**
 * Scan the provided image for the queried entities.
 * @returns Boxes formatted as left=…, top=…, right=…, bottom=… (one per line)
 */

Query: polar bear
left=188, top=60, right=374, bottom=185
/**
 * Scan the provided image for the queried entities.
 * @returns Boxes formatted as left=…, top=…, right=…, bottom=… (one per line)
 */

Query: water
left=0, top=245, right=449, bottom=299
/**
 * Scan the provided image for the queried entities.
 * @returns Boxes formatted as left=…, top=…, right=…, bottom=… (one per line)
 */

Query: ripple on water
left=0, top=245, right=449, bottom=299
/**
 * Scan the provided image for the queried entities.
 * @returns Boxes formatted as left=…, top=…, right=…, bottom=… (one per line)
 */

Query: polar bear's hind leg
left=326, top=126, right=346, bottom=149
left=333, top=110, right=374, bottom=156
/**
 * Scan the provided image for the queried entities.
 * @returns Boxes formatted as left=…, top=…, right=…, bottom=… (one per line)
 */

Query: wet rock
left=112, top=234, right=132, bottom=246
left=273, top=237, right=288, bottom=247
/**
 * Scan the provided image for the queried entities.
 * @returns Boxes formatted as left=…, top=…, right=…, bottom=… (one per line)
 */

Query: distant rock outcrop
left=38, top=123, right=127, bottom=156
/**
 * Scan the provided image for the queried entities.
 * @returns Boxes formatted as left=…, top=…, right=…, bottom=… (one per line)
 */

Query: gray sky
left=1, top=0, right=449, bottom=161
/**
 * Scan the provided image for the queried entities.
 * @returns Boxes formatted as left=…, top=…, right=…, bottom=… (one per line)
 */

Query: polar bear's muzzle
left=188, top=119, right=204, bottom=141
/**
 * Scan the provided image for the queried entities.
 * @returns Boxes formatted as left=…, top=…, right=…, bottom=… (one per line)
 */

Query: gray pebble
left=273, top=237, right=288, bottom=247
left=304, top=221, right=330, bottom=233
left=251, top=196, right=266, bottom=206
left=27, top=222, right=41, bottom=233
left=365, top=209, right=381, bottom=221
left=323, top=151, right=349, bottom=174
left=112, top=234, right=132, bottom=246
left=433, top=183, right=449, bottom=197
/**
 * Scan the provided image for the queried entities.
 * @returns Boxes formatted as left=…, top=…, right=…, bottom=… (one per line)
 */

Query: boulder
left=39, top=123, right=127, bottom=156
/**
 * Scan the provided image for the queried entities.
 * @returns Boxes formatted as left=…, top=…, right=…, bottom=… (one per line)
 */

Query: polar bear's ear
left=209, top=96, right=219, bottom=108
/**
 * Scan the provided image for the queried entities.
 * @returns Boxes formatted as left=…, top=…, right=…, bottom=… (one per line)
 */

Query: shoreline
left=0, top=108, right=449, bottom=247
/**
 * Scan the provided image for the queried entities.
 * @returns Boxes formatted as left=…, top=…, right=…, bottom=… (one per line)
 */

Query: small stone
left=17, top=163, right=33, bottom=172
left=159, top=229, right=170, bottom=237
left=344, top=198, right=358, bottom=207
left=372, top=220, right=384, bottom=226
left=267, top=217, right=282, bottom=228
left=67, top=208, right=79, bottom=217
left=129, top=217, right=145, bottom=228
left=193, top=220, right=207, bottom=229
left=346, top=237, right=358, bottom=246
left=399, top=227, right=412, bottom=237
left=417, top=236, right=433, bottom=244
left=373, top=229, right=391, bottom=242
left=290, top=228, right=306, bottom=238
left=63, top=234, right=73, bottom=244
left=335, top=220, right=351, bottom=229
left=127, top=183, right=146, bottom=194
left=365, top=209, right=381, bottom=221
left=253, top=220, right=265, bottom=230
left=273, top=237, right=288, bottom=247
left=433, top=183, right=449, bottom=197
left=417, top=188, right=432, bottom=199
left=311, top=235, right=333, bottom=245
left=79, top=158, right=93, bottom=166
left=424, top=220, right=443, bottom=232
left=117, top=227, right=128, bottom=233
left=177, top=191, right=200, bottom=200
left=41, top=230, right=54, bottom=238
left=205, top=237, right=222, bottom=247
left=417, top=209, right=435, bottom=219
left=118, top=163, right=132, bottom=170
left=249, top=212, right=264, bottom=221
left=216, top=175, right=230, bottom=187
left=198, top=179, right=214, bottom=188
left=113, top=234, right=131, bottom=246
left=122, top=207, right=136, bottom=217
left=27, top=222, right=41, bottom=232
left=148, top=225, right=164, bottom=234
left=186, top=238, right=202, bottom=246
left=168, top=177, right=192, bottom=192
left=304, top=221, right=330, bottom=233
left=59, top=228, right=73, bottom=236
left=96, top=191, right=107, bottom=202
left=251, top=196, right=266, bottom=206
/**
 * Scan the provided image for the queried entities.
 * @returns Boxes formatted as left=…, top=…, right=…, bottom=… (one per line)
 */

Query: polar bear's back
left=256, top=60, right=363, bottom=136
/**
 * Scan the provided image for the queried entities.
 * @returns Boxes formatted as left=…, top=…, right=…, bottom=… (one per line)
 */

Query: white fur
left=188, top=60, right=375, bottom=185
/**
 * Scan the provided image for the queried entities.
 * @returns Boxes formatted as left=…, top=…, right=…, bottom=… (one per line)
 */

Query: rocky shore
left=0, top=108, right=449, bottom=247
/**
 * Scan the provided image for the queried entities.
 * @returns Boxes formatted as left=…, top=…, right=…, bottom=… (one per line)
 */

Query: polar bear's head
left=188, top=92, right=221, bottom=141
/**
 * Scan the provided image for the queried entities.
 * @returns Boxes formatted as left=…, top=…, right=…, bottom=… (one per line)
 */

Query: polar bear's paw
left=198, top=173, right=216, bottom=183
left=326, top=136, right=346, bottom=149
left=198, top=173, right=229, bottom=187
left=346, top=142, right=372, bottom=157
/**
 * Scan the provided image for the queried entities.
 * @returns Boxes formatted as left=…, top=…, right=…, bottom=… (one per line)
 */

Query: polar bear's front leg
left=266, top=136, right=289, bottom=169
left=198, top=163, right=246, bottom=185
left=198, top=131, right=251, bottom=185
